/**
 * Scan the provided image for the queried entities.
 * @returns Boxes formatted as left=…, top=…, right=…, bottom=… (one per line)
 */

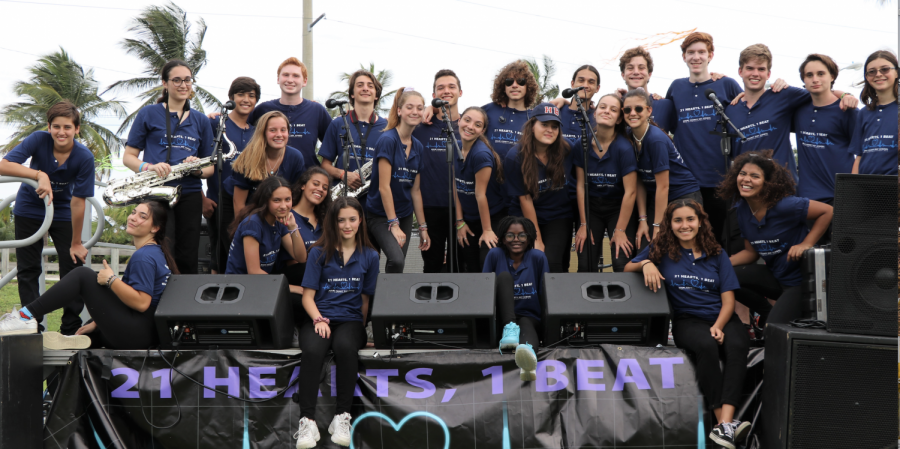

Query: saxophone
left=330, top=158, right=373, bottom=200
left=103, top=135, right=239, bottom=208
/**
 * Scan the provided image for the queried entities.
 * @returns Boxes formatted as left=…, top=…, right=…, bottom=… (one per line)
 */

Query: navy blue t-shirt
left=631, top=245, right=739, bottom=322
left=277, top=209, right=323, bottom=267
left=635, top=126, right=699, bottom=200
left=504, top=144, right=573, bottom=224
left=455, top=140, right=505, bottom=222
left=226, top=146, right=306, bottom=197
left=318, top=114, right=388, bottom=174
left=482, top=102, right=530, bottom=158
left=736, top=196, right=810, bottom=287
left=126, top=104, right=214, bottom=194
left=559, top=105, right=596, bottom=147
left=249, top=99, right=331, bottom=166
left=365, top=128, right=422, bottom=218
left=850, top=102, right=898, bottom=176
left=666, top=77, right=744, bottom=187
left=122, top=244, right=172, bottom=308
left=413, top=117, right=460, bottom=209
left=483, top=247, right=548, bottom=321
left=225, top=213, right=289, bottom=274
left=301, top=246, right=380, bottom=323
left=793, top=101, right=858, bottom=202
left=650, top=97, right=677, bottom=133
left=3, top=131, right=95, bottom=221
left=206, top=118, right=254, bottom=203
left=729, top=87, right=810, bottom=181
left=572, top=134, right=637, bottom=201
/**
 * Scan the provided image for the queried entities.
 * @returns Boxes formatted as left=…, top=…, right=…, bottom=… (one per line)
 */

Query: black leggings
left=163, top=191, right=203, bottom=275
left=421, top=206, right=451, bottom=273
left=367, top=213, right=413, bottom=273
left=209, top=191, right=236, bottom=272
left=458, top=209, right=508, bottom=273
left=672, top=314, right=749, bottom=410
left=576, top=197, right=637, bottom=273
left=298, top=318, right=366, bottom=420
left=700, top=187, right=729, bottom=249
left=538, top=217, right=572, bottom=273
left=494, top=271, right=541, bottom=347
left=732, top=264, right=805, bottom=325
left=26, top=267, right=158, bottom=349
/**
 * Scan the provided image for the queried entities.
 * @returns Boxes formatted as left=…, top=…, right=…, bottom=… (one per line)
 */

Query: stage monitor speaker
left=827, top=174, right=897, bottom=336
left=800, top=247, right=830, bottom=322
left=762, top=323, right=896, bottom=449
left=155, top=274, right=292, bottom=349
left=541, top=273, right=670, bottom=346
left=0, top=335, right=42, bottom=449
left=371, top=273, right=496, bottom=349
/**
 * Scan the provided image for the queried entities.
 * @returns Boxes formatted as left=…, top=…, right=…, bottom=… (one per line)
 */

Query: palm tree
left=104, top=1, right=220, bottom=134
left=526, top=55, right=560, bottom=105
left=0, top=48, right=126, bottom=180
left=327, top=63, right=397, bottom=116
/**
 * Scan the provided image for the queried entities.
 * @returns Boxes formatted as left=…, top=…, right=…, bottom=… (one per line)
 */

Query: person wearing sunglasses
left=482, top=216, right=549, bottom=382
left=851, top=50, right=898, bottom=176
left=483, top=61, right=539, bottom=159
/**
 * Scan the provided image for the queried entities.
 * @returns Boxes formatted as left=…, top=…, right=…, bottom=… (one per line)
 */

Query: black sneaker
left=731, top=420, right=751, bottom=444
left=709, top=422, right=736, bottom=449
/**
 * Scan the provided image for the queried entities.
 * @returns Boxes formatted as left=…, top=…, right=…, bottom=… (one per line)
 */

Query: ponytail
left=142, top=201, right=180, bottom=274
left=384, top=87, right=425, bottom=131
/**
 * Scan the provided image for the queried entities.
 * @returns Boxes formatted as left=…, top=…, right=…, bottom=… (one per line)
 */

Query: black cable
left=788, top=318, right=826, bottom=329
left=543, top=330, right=580, bottom=349
left=137, top=347, right=181, bottom=429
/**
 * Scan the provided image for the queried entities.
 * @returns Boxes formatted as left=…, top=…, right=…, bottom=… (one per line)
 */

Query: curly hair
left=648, top=199, right=720, bottom=264
left=496, top=215, right=537, bottom=259
left=716, top=150, right=796, bottom=209
left=619, top=47, right=654, bottom=74
left=292, top=166, right=332, bottom=223
left=491, top=60, right=539, bottom=108
left=517, top=117, right=570, bottom=197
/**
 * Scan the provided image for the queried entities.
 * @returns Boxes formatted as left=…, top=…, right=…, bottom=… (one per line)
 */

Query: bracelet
left=638, top=217, right=647, bottom=222
left=455, top=218, right=465, bottom=223
left=386, top=218, right=399, bottom=229
left=288, top=227, right=299, bottom=234
left=33, top=170, right=42, bottom=181
left=639, top=215, right=647, bottom=218
left=840, top=93, right=847, bottom=100
left=456, top=222, right=466, bottom=231
left=579, top=223, right=586, bottom=227
left=313, top=316, right=330, bottom=324
left=418, top=222, right=427, bottom=230
left=652, top=223, right=660, bottom=228
left=105, top=274, right=118, bottom=288
left=614, top=228, right=626, bottom=233
left=139, top=162, right=147, bottom=172
left=640, top=261, right=653, bottom=271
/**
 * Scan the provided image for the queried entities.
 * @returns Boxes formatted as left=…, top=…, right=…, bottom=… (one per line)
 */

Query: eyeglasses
left=622, top=106, right=645, bottom=114
left=169, top=77, right=194, bottom=86
left=504, top=232, right=529, bottom=241
left=504, top=78, right=527, bottom=87
left=864, top=67, right=898, bottom=78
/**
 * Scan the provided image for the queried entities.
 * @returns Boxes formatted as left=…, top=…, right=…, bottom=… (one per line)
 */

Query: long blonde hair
left=231, top=111, right=290, bottom=181
left=384, top=87, right=425, bottom=131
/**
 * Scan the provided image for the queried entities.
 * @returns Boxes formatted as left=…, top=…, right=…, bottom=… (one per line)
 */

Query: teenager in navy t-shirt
left=0, top=101, right=95, bottom=334
left=624, top=199, right=749, bottom=447
left=483, top=61, right=538, bottom=160
left=483, top=216, right=549, bottom=382
left=559, top=65, right=600, bottom=146
left=851, top=50, right=899, bottom=176
left=123, top=60, right=214, bottom=276
left=453, top=106, right=507, bottom=272
left=8, top=202, right=175, bottom=350
left=295, top=197, right=379, bottom=448
left=618, top=46, right=687, bottom=133
left=365, top=88, right=431, bottom=273
left=280, top=167, right=330, bottom=296
left=225, top=177, right=307, bottom=275
left=573, top=94, right=638, bottom=272
left=718, top=151, right=833, bottom=328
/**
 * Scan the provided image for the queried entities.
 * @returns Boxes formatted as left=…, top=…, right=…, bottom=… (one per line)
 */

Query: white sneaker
left=43, top=332, right=91, bottom=350
left=515, top=343, right=538, bottom=381
left=328, top=412, right=352, bottom=447
left=293, top=417, right=320, bottom=448
left=291, top=328, right=300, bottom=348
left=0, top=308, right=37, bottom=336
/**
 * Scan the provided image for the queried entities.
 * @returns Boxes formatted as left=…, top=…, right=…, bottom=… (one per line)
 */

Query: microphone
left=223, top=101, right=236, bottom=110
left=562, top=86, right=585, bottom=98
left=431, top=98, right=449, bottom=108
left=325, top=98, right=348, bottom=109
left=705, top=88, right=725, bottom=110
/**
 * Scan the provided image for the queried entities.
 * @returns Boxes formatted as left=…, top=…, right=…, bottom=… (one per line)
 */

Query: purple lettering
left=203, top=366, right=240, bottom=398
left=649, top=357, right=684, bottom=389
left=249, top=367, right=277, bottom=399
left=575, top=359, right=605, bottom=391
left=151, top=369, right=172, bottom=399
left=536, top=360, right=569, bottom=393
left=441, top=389, right=456, bottom=403
left=405, top=368, right=436, bottom=399
left=366, top=369, right=398, bottom=397
left=284, top=366, right=321, bottom=398
left=481, top=365, right=504, bottom=395
left=612, top=359, right=651, bottom=391
left=110, top=367, right=139, bottom=399
left=332, top=366, right=363, bottom=397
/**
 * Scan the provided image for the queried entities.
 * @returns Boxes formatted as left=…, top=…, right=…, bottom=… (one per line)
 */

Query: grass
left=0, top=281, right=62, bottom=331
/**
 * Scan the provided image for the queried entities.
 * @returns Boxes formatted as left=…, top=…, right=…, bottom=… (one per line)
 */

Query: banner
left=45, top=346, right=705, bottom=448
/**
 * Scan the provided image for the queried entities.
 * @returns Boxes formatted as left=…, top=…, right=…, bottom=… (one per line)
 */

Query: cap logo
left=544, top=106, right=559, bottom=116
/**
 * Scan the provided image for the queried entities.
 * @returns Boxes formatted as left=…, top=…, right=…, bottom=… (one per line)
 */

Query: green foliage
left=0, top=282, right=61, bottom=332
left=97, top=204, right=135, bottom=245
left=0, top=208, right=13, bottom=241
left=525, top=55, right=560, bottom=105
left=327, top=63, right=397, bottom=116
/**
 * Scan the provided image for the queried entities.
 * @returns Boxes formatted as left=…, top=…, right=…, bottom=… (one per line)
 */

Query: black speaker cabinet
left=0, top=335, right=42, bottom=449
left=762, top=323, right=897, bottom=449
left=371, top=273, right=496, bottom=349
left=154, top=274, right=293, bottom=349
left=542, top=273, right=671, bottom=346
left=827, top=174, right=897, bottom=336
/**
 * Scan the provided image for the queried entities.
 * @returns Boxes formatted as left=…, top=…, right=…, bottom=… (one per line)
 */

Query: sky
left=0, top=0, right=897, bottom=203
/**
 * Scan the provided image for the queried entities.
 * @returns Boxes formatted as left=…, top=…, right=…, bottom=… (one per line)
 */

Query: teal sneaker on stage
left=515, top=343, right=537, bottom=381
left=499, top=322, right=520, bottom=354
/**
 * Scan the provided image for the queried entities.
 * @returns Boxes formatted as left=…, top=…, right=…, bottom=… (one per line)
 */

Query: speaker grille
left=832, top=174, right=896, bottom=237
left=788, top=341, right=896, bottom=448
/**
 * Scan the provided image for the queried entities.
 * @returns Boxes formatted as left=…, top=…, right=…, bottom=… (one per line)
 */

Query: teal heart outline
left=349, top=411, right=450, bottom=449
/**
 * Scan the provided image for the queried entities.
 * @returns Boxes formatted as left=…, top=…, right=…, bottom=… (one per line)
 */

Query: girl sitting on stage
left=717, top=150, right=832, bottom=327
left=483, top=216, right=550, bottom=381
left=624, top=199, right=750, bottom=449
left=365, top=87, right=431, bottom=273
left=281, top=166, right=332, bottom=290
left=573, top=93, right=639, bottom=272
left=294, top=197, right=380, bottom=448
left=454, top=106, right=506, bottom=272
left=225, top=176, right=307, bottom=275
left=0, top=202, right=176, bottom=351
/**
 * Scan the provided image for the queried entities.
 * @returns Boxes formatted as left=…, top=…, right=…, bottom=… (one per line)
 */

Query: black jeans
left=421, top=206, right=451, bottom=273
left=672, top=314, right=749, bottom=410
left=298, top=318, right=366, bottom=420
left=700, top=187, right=729, bottom=249
left=641, top=190, right=703, bottom=250
left=208, top=191, right=236, bottom=273
left=458, top=209, right=507, bottom=273
left=26, top=267, right=158, bottom=349
left=163, top=191, right=203, bottom=275
left=367, top=213, right=413, bottom=273
left=577, top=197, right=637, bottom=273
left=14, top=215, right=84, bottom=334
left=732, top=264, right=805, bottom=326
left=539, top=217, right=573, bottom=273
left=495, top=271, right=541, bottom=347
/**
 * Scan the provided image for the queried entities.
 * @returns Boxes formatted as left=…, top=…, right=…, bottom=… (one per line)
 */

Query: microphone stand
left=211, top=105, right=230, bottom=259
left=572, top=93, right=605, bottom=271
left=708, top=100, right=746, bottom=175
left=336, top=103, right=362, bottom=198
left=439, top=105, right=462, bottom=273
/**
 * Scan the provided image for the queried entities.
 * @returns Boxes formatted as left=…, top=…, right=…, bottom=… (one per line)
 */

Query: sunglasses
left=622, top=106, right=645, bottom=114
left=504, top=78, right=527, bottom=87
left=864, top=67, right=898, bottom=78
left=504, top=232, right=529, bottom=241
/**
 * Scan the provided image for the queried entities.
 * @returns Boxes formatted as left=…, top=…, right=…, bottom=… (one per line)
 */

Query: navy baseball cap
left=531, top=102, right=561, bottom=123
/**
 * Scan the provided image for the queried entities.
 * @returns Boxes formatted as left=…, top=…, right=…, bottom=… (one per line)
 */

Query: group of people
left=0, top=31, right=896, bottom=449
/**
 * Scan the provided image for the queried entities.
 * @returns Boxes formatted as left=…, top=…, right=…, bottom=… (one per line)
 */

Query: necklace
left=750, top=202, right=765, bottom=216
left=632, top=125, right=649, bottom=145
left=265, top=149, right=284, bottom=176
